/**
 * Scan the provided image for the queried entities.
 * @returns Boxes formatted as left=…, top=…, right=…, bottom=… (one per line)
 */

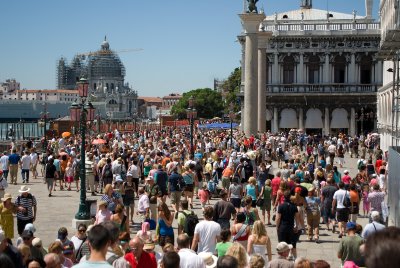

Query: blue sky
left=0, top=0, right=379, bottom=97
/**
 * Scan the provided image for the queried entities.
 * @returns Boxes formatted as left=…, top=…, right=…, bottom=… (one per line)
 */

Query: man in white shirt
left=20, top=151, right=32, bottom=183
left=137, top=187, right=150, bottom=221
left=332, top=182, right=349, bottom=238
left=192, top=206, right=221, bottom=253
left=0, top=151, right=9, bottom=181
left=177, top=234, right=205, bottom=268
left=29, top=150, right=39, bottom=180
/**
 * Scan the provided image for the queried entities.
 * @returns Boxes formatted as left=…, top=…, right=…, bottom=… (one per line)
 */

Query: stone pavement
left=5, top=153, right=367, bottom=267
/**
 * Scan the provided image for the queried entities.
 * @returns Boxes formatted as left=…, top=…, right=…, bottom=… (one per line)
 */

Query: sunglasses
left=78, top=229, right=86, bottom=233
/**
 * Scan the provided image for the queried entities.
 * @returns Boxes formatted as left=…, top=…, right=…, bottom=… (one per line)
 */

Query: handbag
left=342, top=191, right=351, bottom=208
left=256, top=198, right=264, bottom=207
left=145, top=218, right=157, bottom=230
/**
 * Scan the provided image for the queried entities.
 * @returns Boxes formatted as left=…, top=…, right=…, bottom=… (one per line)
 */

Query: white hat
left=276, top=242, right=293, bottom=253
left=18, top=185, right=30, bottom=193
left=24, top=223, right=36, bottom=233
left=198, top=252, right=218, bottom=268
left=344, top=170, right=349, bottom=174
left=115, top=175, right=123, bottom=183
left=371, top=211, right=380, bottom=221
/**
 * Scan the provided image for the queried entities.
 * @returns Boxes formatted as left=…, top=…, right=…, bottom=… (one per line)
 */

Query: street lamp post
left=40, top=104, right=50, bottom=152
left=186, top=96, right=197, bottom=159
left=229, top=103, right=235, bottom=148
left=70, top=78, right=95, bottom=220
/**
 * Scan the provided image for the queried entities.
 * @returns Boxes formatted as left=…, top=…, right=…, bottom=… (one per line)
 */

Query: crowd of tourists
left=0, top=127, right=398, bottom=268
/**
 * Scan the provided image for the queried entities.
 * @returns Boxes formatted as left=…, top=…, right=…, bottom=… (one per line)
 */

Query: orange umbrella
left=92, top=139, right=106, bottom=145
left=62, top=132, right=71, bottom=138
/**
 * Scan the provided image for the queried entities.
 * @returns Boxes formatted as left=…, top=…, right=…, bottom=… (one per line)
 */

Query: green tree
left=221, top=67, right=241, bottom=113
left=171, top=88, right=224, bottom=119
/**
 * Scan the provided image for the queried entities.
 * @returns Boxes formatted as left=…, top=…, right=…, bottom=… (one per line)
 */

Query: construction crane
left=76, top=47, right=143, bottom=60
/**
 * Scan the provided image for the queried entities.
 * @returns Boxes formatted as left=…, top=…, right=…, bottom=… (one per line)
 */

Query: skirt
left=65, top=176, right=74, bottom=183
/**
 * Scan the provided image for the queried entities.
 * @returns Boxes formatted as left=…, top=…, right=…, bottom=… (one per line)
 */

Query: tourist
left=85, top=153, right=96, bottom=196
left=95, top=200, right=112, bottom=225
left=44, top=253, right=63, bottom=268
left=144, top=176, right=160, bottom=222
left=21, top=230, right=43, bottom=261
left=9, top=149, right=20, bottom=185
left=18, top=243, right=31, bottom=267
left=275, top=190, right=299, bottom=259
left=177, top=234, right=205, bottom=268
left=245, top=177, right=258, bottom=207
left=0, top=151, right=9, bottom=183
left=225, top=243, right=248, bottom=268
left=241, top=195, right=259, bottom=227
left=216, top=255, right=238, bottom=268
left=110, top=204, right=130, bottom=245
left=168, top=164, right=184, bottom=214
left=64, top=161, right=74, bottom=191
left=48, top=241, right=73, bottom=267
left=101, top=183, right=122, bottom=214
left=367, top=184, right=385, bottom=223
left=215, top=229, right=232, bottom=257
left=337, top=222, right=364, bottom=266
left=70, top=224, right=87, bottom=263
left=198, top=184, right=210, bottom=211
left=294, top=257, right=312, bottom=268
left=305, top=187, right=321, bottom=243
left=332, top=182, right=350, bottom=238
left=213, top=190, right=236, bottom=229
left=14, top=186, right=37, bottom=235
left=160, top=251, right=180, bottom=268
left=0, top=227, right=24, bottom=268
left=182, top=164, right=195, bottom=209
left=259, top=179, right=272, bottom=225
left=0, top=193, right=16, bottom=239
left=228, top=177, right=243, bottom=213
left=125, top=237, right=157, bottom=268
left=74, top=224, right=113, bottom=268
left=45, top=158, right=58, bottom=197
left=192, top=206, right=221, bottom=253
left=247, top=220, right=272, bottom=265
left=348, top=183, right=360, bottom=223
left=361, top=211, right=385, bottom=239
left=267, top=242, right=294, bottom=268
left=156, top=202, right=174, bottom=247
left=154, top=164, right=169, bottom=203
left=102, top=158, right=114, bottom=188
left=136, top=222, right=152, bottom=242
left=122, top=173, right=135, bottom=224
left=137, top=187, right=150, bottom=221
left=321, top=178, right=337, bottom=231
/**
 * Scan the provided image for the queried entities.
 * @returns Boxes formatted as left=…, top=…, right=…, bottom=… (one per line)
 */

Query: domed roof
left=88, top=39, right=125, bottom=78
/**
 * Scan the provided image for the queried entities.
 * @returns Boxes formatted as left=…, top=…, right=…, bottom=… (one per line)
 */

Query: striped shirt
left=14, top=194, right=37, bottom=220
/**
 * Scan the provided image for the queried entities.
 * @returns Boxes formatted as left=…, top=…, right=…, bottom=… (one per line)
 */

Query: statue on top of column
left=247, top=0, right=258, bottom=13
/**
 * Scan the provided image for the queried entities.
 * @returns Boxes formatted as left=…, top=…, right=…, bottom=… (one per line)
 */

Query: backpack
left=182, top=211, right=199, bottom=237
left=176, top=174, right=186, bottom=191
left=343, top=191, right=352, bottom=208
left=278, top=147, right=284, bottom=157
left=103, top=164, right=113, bottom=179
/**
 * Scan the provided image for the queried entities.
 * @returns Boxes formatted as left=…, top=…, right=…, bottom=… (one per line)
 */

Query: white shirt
left=333, top=189, right=349, bottom=209
left=30, top=153, right=38, bottom=165
left=194, top=220, right=221, bottom=253
left=128, top=164, right=140, bottom=178
left=21, top=155, right=32, bottom=170
left=178, top=248, right=206, bottom=268
left=71, top=236, right=85, bottom=253
left=0, top=155, right=9, bottom=170
left=138, top=194, right=149, bottom=213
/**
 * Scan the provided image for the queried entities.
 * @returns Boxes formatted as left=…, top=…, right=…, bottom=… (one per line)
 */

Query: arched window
left=283, top=56, right=295, bottom=84
left=360, top=55, right=372, bottom=84
left=334, top=55, right=346, bottom=83
left=308, top=55, right=320, bottom=84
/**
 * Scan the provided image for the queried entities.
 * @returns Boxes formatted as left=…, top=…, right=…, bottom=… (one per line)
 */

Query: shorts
left=230, top=198, right=241, bottom=208
left=184, top=184, right=194, bottom=192
left=262, top=199, right=271, bottom=211
left=158, top=234, right=174, bottom=247
left=170, top=191, right=182, bottom=205
left=65, top=176, right=74, bottom=183
left=336, top=208, right=349, bottom=222
left=322, top=206, right=335, bottom=221
left=123, top=196, right=134, bottom=206
left=278, top=226, right=297, bottom=248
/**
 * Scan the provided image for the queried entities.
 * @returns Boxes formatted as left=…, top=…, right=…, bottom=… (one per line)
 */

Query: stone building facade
left=239, top=0, right=381, bottom=136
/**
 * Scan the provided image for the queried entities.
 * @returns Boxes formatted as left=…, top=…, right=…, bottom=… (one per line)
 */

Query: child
left=215, top=229, right=233, bottom=257
left=362, top=184, right=370, bottom=217
left=95, top=200, right=112, bottom=224
left=198, top=184, right=210, bottom=210
left=64, top=162, right=74, bottom=191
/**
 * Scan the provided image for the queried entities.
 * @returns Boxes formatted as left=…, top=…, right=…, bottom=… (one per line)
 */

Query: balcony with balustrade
left=266, top=84, right=378, bottom=94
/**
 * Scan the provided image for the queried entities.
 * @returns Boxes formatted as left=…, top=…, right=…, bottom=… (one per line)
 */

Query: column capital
left=239, top=13, right=266, bottom=34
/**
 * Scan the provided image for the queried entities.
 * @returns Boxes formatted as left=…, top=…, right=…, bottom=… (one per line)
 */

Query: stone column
left=273, top=107, right=279, bottom=133
left=272, top=52, right=279, bottom=87
left=324, top=107, right=330, bottom=136
left=298, top=108, right=304, bottom=130
left=324, top=53, right=330, bottom=84
left=377, top=60, right=383, bottom=84
left=258, top=48, right=266, bottom=133
left=297, top=53, right=304, bottom=84
left=350, top=107, right=356, bottom=136
left=239, top=13, right=266, bottom=137
left=349, top=52, right=356, bottom=83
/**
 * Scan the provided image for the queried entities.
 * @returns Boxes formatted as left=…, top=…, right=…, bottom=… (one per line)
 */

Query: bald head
left=177, top=234, right=190, bottom=249
left=44, top=253, right=61, bottom=268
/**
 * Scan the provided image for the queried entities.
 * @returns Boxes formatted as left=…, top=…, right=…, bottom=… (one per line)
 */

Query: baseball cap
left=276, top=242, right=293, bottom=253
left=22, top=230, right=33, bottom=239
left=346, top=221, right=357, bottom=230
left=344, top=170, right=349, bottom=174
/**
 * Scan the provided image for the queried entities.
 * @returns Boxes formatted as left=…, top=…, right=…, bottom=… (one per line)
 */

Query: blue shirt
left=8, top=154, right=20, bottom=165
left=246, top=184, right=257, bottom=200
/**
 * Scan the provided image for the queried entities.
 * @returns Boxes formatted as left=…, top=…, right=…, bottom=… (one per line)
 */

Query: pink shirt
left=95, top=209, right=112, bottom=224
left=341, top=175, right=351, bottom=184
left=198, top=189, right=209, bottom=203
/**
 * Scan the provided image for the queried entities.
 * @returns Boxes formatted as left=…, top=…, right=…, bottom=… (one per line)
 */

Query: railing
left=264, top=22, right=380, bottom=32
left=266, top=84, right=378, bottom=93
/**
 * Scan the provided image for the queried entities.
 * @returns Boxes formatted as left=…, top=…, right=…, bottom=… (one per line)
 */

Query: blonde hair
left=248, top=177, right=256, bottom=185
left=252, top=220, right=267, bottom=241
left=104, top=184, right=113, bottom=194
left=294, top=257, right=312, bottom=268
left=18, top=244, right=31, bottom=259
left=249, top=254, right=265, bottom=268
left=265, top=179, right=271, bottom=186
left=225, top=243, right=248, bottom=268
left=162, top=243, right=175, bottom=253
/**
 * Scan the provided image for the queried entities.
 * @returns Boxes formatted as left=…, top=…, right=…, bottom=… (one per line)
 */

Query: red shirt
left=271, top=177, right=281, bottom=196
left=341, top=175, right=352, bottom=184
left=125, top=251, right=157, bottom=268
